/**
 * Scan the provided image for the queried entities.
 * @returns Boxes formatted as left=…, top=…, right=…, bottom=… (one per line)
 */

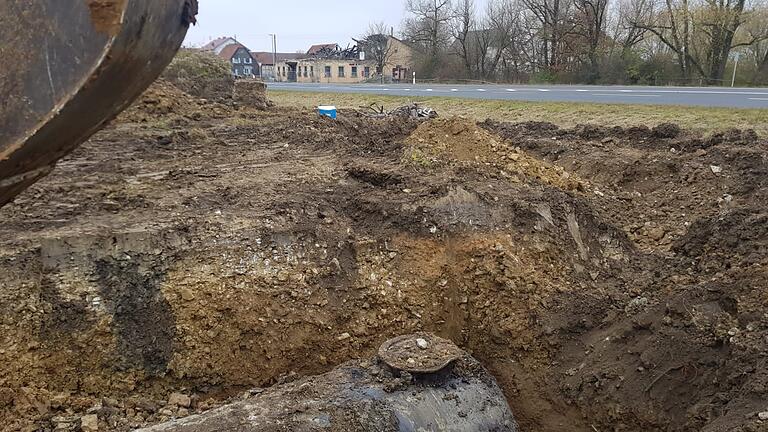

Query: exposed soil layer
left=1, top=83, right=767, bottom=432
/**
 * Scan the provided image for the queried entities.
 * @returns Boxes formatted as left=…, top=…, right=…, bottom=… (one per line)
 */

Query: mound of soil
left=119, top=79, right=232, bottom=124
left=406, top=117, right=585, bottom=192
left=161, top=50, right=234, bottom=102
left=1, top=106, right=767, bottom=432
left=233, top=80, right=273, bottom=111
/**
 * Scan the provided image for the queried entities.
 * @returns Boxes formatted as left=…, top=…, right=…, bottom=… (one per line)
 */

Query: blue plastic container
left=318, top=105, right=337, bottom=119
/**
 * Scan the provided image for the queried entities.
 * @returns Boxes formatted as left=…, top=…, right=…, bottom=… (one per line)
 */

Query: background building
left=252, top=52, right=303, bottom=80
left=274, top=58, right=374, bottom=83
left=198, top=36, right=417, bottom=83
left=273, top=43, right=375, bottom=83
left=217, top=44, right=257, bottom=78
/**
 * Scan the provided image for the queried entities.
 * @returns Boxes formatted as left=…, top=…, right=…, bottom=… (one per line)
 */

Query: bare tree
left=482, top=0, right=521, bottom=79
left=403, top=0, right=454, bottom=74
left=451, top=0, right=477, bottom=77
left=356, top=22, right=396, bottom=75
left=396, top=0, right=767, bottom=84
left=450, top=0, right=521, bottom=80
left=698, top=0, right=749, bottom=81
left=573, top=0, right=609, bottom=81
left=743, top=5, right=768, bottom=83
left=630, top=0, right=706, bottom=81
left=614, top=0, right=653, bottom=55
left=630, top=0, right=763, bottom=83
left=521, top=0, right=576, bottom=72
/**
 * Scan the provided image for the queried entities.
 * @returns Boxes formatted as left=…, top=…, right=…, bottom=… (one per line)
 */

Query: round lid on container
left=378, top=333, right=464, bottom=373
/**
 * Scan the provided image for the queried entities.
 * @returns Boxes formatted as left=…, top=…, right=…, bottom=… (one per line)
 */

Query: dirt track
left=1, top=81, right=767, bottom=431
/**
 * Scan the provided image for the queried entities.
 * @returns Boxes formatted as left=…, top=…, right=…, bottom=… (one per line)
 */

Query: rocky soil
left=1, top=81, right=767, bottom=432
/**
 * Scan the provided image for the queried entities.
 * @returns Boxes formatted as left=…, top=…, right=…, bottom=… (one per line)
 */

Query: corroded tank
left=139, top=334, right=518, bottom=432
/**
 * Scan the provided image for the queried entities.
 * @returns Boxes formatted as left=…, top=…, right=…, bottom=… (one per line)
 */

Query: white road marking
left=266, top=83, right=766, bottom=107
left=639, top=89, right=768, bottom=96
left=593, top=94, right=660, bottom=97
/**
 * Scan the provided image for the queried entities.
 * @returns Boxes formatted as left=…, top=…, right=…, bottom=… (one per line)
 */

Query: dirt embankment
left=1, top=81, right=767, bottom=432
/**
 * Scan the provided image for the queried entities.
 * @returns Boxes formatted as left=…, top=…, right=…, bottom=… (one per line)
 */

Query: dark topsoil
left=0, top=81, right=767, bottom=432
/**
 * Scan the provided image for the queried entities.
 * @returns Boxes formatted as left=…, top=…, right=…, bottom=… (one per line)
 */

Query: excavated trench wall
left=2, top=85, right=768, bottom=432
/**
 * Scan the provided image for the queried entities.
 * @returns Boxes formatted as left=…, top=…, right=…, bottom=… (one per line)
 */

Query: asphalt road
left=268, top=82, right=768, bottom=108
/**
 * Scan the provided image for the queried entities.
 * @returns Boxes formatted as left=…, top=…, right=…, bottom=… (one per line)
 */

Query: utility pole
left=271, top=34, right=278, bottom=80
left=731, top=52, right=740, bottom=87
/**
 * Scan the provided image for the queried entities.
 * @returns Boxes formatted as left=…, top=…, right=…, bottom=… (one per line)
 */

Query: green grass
left=269, top=90, right=768, bottom=136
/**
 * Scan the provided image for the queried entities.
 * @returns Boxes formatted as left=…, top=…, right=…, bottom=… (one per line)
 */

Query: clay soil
left=1, top=81, right=767, bottom=432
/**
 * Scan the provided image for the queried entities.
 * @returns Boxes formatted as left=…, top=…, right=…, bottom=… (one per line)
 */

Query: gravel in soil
left=1, top=81, right=767, bottom=432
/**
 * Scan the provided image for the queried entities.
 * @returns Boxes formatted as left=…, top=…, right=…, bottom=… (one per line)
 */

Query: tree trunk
left=754, top=51, right=768, bottom=85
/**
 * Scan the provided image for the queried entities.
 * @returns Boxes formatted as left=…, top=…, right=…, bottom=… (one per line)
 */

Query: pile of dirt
left=118, top=79, right=231, bottom=123
left=1, top=106, right=768, bottom=432
left=161, top=50, right=234, bottom=102
left=233, top=80, right=273, bottom=110
left=405, top=117, right=585, bottom=192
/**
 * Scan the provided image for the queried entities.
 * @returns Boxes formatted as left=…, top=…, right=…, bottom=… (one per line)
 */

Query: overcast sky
left=184, top=0, right=409, bottom=53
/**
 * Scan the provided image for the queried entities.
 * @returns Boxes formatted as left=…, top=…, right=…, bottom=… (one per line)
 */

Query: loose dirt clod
left=1, top=81, right=767, bottom=432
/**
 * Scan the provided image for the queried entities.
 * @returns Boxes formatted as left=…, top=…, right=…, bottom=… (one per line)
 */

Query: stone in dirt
left=80, top=414, right=99, bottom=431
left=168, top=393, right=191, bottom=408
left=416, top=338, right=429, bottom=350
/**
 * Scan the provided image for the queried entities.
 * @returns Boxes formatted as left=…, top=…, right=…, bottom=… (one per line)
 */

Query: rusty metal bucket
left=0, top=0, right=198, bottom=207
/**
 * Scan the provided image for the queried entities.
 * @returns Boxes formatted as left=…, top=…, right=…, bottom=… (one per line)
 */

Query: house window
left=244, top=66, right=252, bottom=75
left=338, top=66, right=345, bottom=78
left=304, top=66, right=308, bottom=77
left=233, top=57, right=241, bottom=64
left=364, top=66, right=370, bottom=78
left=245, top=57, right=252, bottom=64
left=310, top=66, right=314, bottom=77
left=324, top=66, right=331, bottom=78
left=351, top=66, right=358, bottom=78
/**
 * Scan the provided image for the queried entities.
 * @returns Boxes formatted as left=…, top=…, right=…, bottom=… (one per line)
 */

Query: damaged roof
left=307, top=43, right=339, bottom=55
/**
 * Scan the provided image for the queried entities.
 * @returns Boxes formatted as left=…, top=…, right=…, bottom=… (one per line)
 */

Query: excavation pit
left=1, top=81, right=767, bottom=432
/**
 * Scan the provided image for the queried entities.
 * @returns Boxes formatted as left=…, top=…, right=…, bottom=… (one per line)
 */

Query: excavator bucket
left=0, top=0, right=198, bottom=207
